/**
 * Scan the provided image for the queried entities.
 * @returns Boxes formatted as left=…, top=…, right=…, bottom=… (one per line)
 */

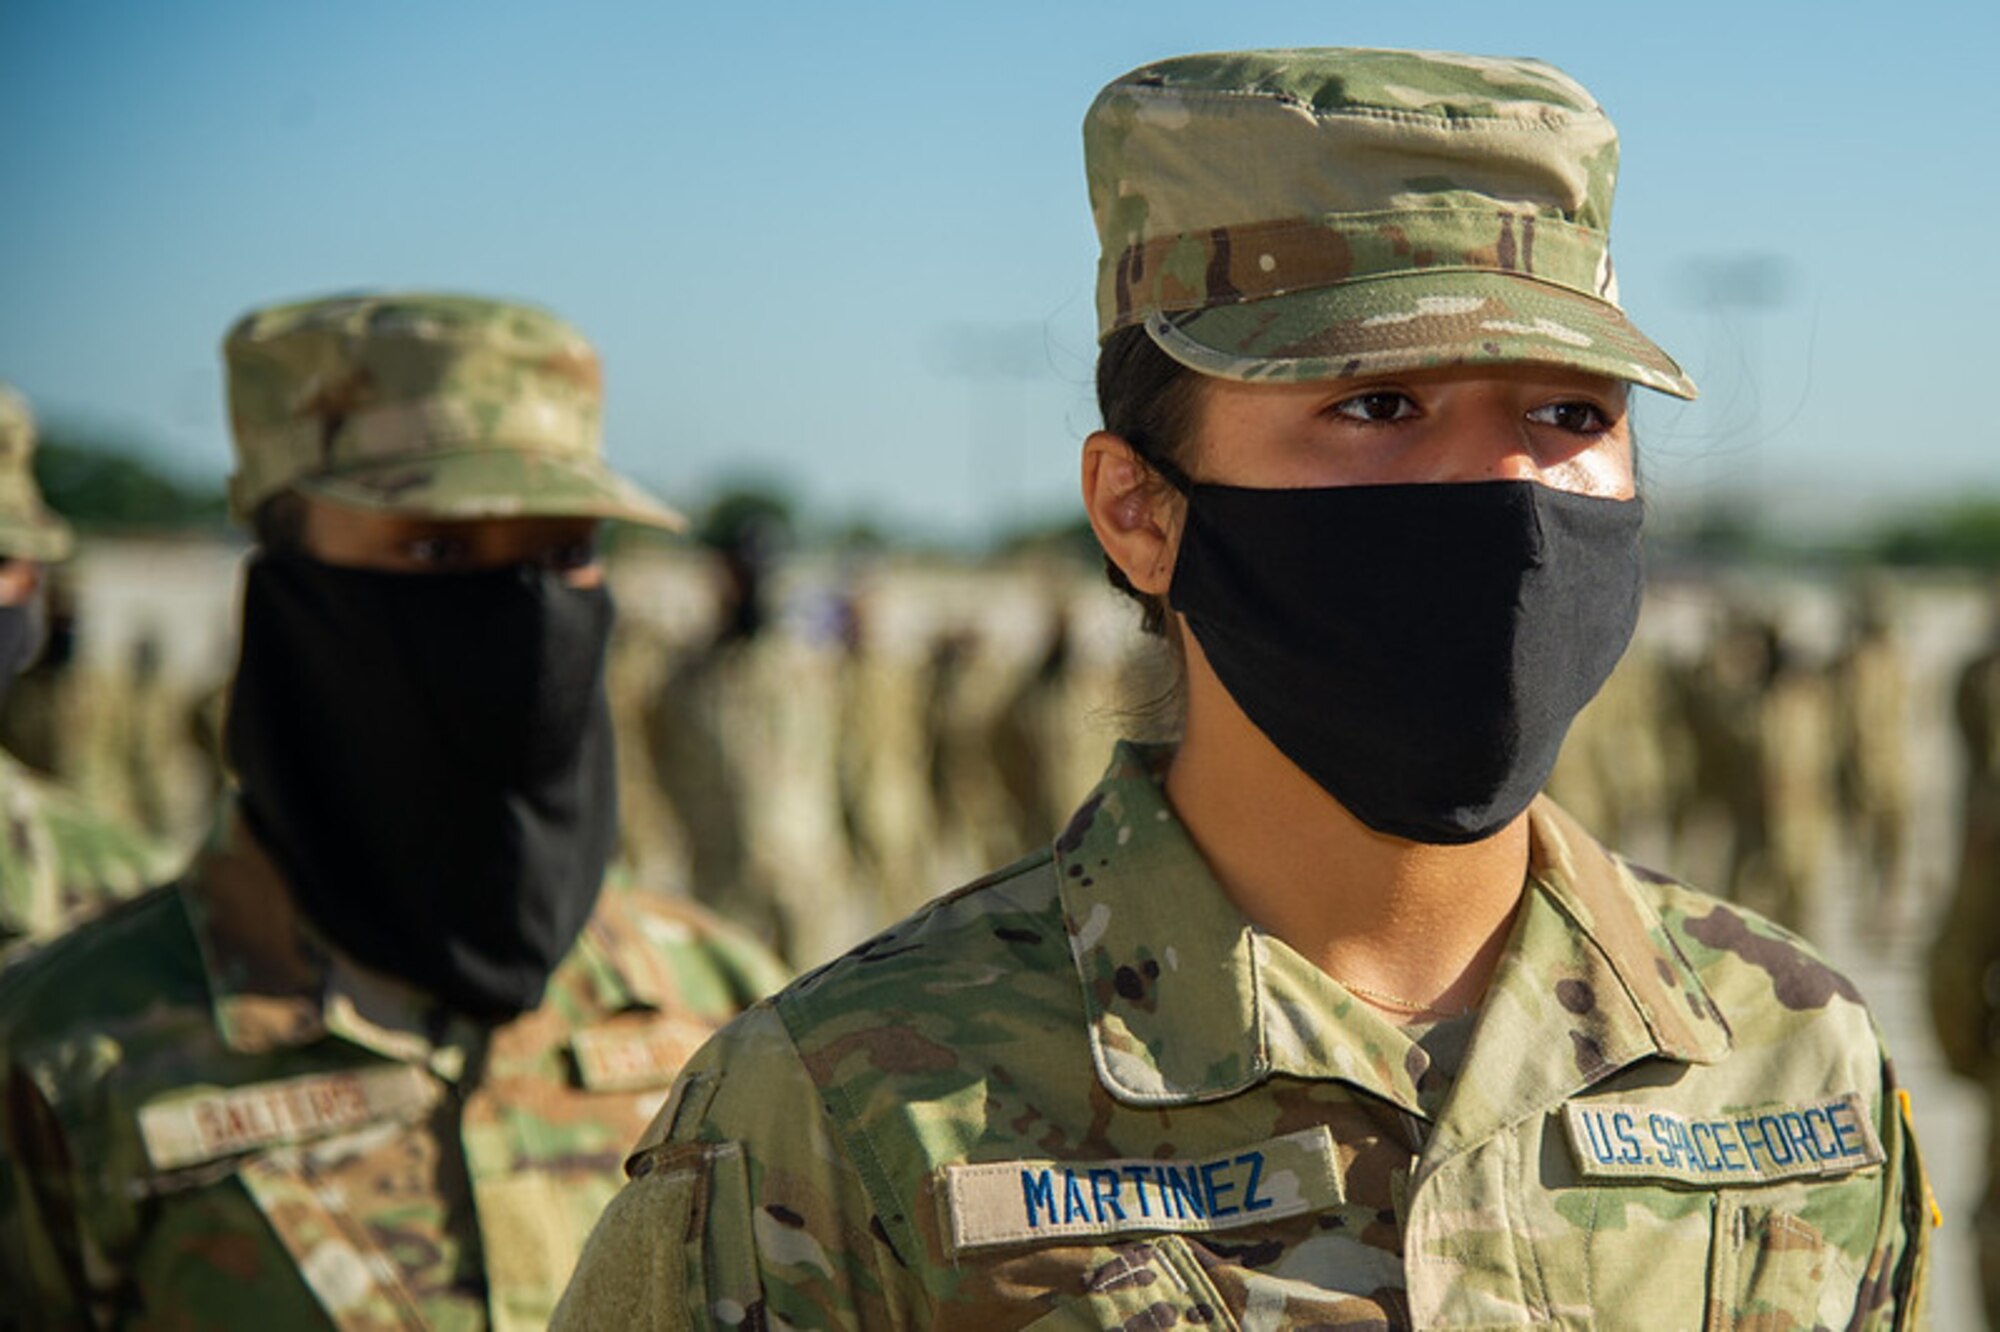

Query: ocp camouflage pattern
left=558, top=741, right=1930, bottom=1329
left=1930, top=640, right=2000, bottom=1325
left=1083, top=49, right=1696, bottom=397
left=0, top=747, right=173, bottom=963
left=0, top=385, right=74, bottom=564
left=223, top=292, right=682, bottom=528
left=0, top=809, right=791, bottom=1330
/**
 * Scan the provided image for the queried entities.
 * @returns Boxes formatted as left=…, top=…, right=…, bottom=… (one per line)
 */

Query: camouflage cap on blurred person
left=1084, top=48, right=1696, bottom=397
left=223, top=292, right=685, bottom=527
left=0, top=385, right=76, bottom=563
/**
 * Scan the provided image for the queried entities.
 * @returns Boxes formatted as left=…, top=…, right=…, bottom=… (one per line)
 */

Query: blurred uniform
left=1833, top=591, right=1912, bottom=917
left=1931, top=626, right=2000, bottom=1326
left=1546, top=641, right=1673, bottom=859
left=0, top=294, right=790, bottom=1328
left=1754, top=642, right=1835, bottom=934
left=0, top=384, right=170, bottom=959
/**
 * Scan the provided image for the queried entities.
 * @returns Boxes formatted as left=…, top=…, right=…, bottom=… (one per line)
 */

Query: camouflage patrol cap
left=223, top=292, right=685, bottom=527
left=1084, top=48, right=1696, bottom=397
left=0, top=385, right=76, bottom=563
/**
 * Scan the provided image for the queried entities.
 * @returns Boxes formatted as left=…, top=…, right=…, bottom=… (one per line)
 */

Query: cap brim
left=0, top=514, right=74, bottom=563
left=294, top=448, right=686, bottom=531
left=1145, top=271, right=1696, bottom=400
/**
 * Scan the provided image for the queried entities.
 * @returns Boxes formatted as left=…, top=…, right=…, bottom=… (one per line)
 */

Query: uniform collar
left=1055, top=743, right=1730, bottom=1121
left=181, top=802, right=668, bottom=1071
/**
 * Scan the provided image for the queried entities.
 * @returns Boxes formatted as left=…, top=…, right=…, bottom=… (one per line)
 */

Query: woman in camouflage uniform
left=559, top=47, right=1933, bottom=1329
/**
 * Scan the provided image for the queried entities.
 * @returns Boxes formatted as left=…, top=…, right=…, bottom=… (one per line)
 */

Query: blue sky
left=3, top=0, right=1994, bottom=541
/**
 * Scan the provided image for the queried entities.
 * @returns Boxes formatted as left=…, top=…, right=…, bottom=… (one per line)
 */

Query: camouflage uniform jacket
left=0, top=809, right=791, bottom=1331
left=557, top=741, right=1932, bottom=1330
left=0, top=746, right=170, bottom=963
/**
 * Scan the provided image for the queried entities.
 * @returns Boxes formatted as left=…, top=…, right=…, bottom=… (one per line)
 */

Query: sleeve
left=554, top=1004, right=909, bottom=1331
left=0, top=1049, right=92, bottom=1330
left=1848, top=1059, right=1936, bottom=1331
left=1928, top=783, right=2000, bottom=1080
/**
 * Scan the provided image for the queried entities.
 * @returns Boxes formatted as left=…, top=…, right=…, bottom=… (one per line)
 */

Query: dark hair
left=1094, top=325, right=1203, bottom=636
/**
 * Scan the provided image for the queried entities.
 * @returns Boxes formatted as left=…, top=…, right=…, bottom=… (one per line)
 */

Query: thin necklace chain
left=1333, top=974, right=1475, bottom=1019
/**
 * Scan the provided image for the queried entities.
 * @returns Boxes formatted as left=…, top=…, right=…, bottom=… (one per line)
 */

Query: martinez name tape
left=940, top=1126, right=1341, bottom=1253
left=1563, top=1092, right=1884, bottom=1187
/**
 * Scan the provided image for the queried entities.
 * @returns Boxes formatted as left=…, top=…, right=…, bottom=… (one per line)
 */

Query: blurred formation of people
left=1551, top=579, right=1918, bottom=941
left=5, top=497, right=1975, bottom=978
left=0, top=383, right=172, bottom=960
left=1931, top=592, right=2000, bottom=1328
left=627, top=520, right=1133, bottom=968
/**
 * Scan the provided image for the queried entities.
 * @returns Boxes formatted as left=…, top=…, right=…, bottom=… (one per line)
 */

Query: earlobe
left=1081, top=432, right=1180, bottom=597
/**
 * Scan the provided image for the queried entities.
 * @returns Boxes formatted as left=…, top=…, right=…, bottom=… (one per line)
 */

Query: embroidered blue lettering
left=1608, top=1104, right=1640, bottom=1160
left=1828, top=1101, right=1864, bottom=1158
left=1736, top=1117, right=1768, bottom=1170
left=1062, top=1170, right=1089, bottom=1223
left=1710, top=1121, right=1746, bottom=1172
left=1669, top=1118, right=1700, bottom=1170
left=1690, top=1122, right=1723, bottom=1173
left=1202, top=1159, right=1240, bottom=1218
left=1801, top=1107, right=1836, bottom=1160
left=1238, top=1151, right=1273, bottom=1212
left=1612, top=1111, right=1647, bottom=1165
left=1579, top=1109, right=1617, bottom=1164
left=1089, top=1169, right=1126, bottom=1222
left=1022, top=1169, right=1057, bottom=1229
left=1161, top=1163, right=1206, bottom=1219
left=1569, top=1099, right=1886, bottom=1189
left=1756, top=1115, right=1795, bottom=1166
left=1780, top=1112, right=1820, bottom=1163
left=1650, top=1114, right=1681, bottom=1168
left=1122, top=1165, right=1155, bottom=1218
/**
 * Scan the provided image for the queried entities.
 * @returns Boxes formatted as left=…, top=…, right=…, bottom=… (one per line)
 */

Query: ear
left=1081, top=432, right=1183, bottom=597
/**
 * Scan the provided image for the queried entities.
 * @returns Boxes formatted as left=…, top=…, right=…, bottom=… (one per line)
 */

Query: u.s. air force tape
left=1563, top=1093, right=1885, bottom=1187
left=939, top=1127, right=1341, bottom=1253
left=138, top=1065, right=438, bottom=1171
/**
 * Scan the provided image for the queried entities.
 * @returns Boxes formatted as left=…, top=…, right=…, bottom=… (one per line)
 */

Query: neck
left=1163, top=629, right=1528, bottom=1017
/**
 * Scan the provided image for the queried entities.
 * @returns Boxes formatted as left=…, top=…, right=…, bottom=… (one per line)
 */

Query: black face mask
left=226, top=554, right=619, bottom=1018
left=1167, top=480, right=1642, bottom=845
left=0, top=596, right=45, bottom=710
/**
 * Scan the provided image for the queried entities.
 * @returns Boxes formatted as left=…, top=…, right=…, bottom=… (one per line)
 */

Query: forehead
left=297, top=497, right=598, bottom=556
left=1193, top=362, right=1629, bottom=418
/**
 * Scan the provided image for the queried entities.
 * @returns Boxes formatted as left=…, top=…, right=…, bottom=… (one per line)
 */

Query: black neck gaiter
left=1167, top=480, right=1643, bottom=845
left=0, top=598, right=44, bottom=711
left=225, top=554, right=619, bottom=1018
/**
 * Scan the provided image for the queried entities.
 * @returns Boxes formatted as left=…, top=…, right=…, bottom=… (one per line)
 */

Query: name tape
left=138, top=1065, right=437, bottom=1171
left=571, top=1015, right=717, bottom=1093
left=941, top=1126, right=1341, bottom=1253
left=1564, top=1093, right=1885, bottom=1187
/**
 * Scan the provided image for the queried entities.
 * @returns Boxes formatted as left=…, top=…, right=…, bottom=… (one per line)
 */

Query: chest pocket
left=1706, top=1183, right=1868, bottom=1332
left=1013, top=1237, right=1237, bottom=1332
left=1552, top=1096, right=1896, bottom=1332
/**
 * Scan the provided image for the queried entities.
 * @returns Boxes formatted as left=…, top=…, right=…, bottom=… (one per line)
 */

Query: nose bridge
left=1448, top=398, right=1539, bottom=483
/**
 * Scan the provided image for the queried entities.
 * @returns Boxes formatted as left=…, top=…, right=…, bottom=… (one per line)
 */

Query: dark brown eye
left=1528, top=401, right=1611, bottom=434
left=1331, top=391, right=1418, bottom=423
left=405, top=535, right=471, bottom=567
left=545, top=540, right=599, bottom=572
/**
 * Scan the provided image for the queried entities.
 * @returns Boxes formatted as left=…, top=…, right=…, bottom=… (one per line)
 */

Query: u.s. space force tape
left=939, top=1126, right=1342, bottom=1253
left=138, top=1065, right=439, bottom=1171
left=1563, top=1092, right=1885, bottom=1187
